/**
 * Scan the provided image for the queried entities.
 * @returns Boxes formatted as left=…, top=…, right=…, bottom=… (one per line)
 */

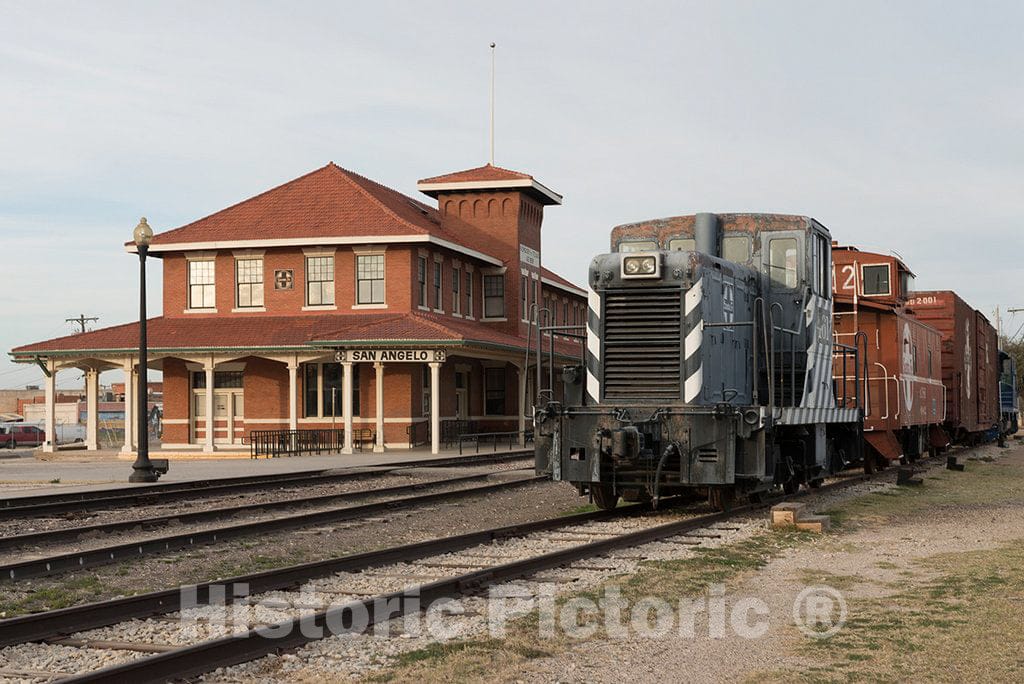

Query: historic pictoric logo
left=274, top=269, right=294, bottom=290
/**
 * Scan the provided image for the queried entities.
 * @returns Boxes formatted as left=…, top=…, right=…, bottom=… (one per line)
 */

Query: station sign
left=519, top=243, right=540, bottom=268
left=334, top=349, right=447, bottom=363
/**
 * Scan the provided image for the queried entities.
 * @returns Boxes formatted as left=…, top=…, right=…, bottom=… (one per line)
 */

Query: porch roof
left=10, top=312, right=583, bottom=360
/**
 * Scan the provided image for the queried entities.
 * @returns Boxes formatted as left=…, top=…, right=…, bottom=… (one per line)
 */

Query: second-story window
left=417, top=256, right=427, bottom=308
left=452, top=267, right=461, bottom=314
left=356, top=254, right=385, bottom=305
left=188, top=260, right=216, bottom=309
left=521, top=275, right=528, bottom=321
left=433, top=260, right=442, bottom=311
left=465, top=271, right=473, bottom=318
left=306, top=255, right=335, bottom=306
left=235, top=258, right=264, bottom=308
left=483, top=274, right=505, bottom=318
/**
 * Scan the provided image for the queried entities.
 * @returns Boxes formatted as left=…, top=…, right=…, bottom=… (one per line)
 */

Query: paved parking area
left=0, top=446, right=531, bottom=498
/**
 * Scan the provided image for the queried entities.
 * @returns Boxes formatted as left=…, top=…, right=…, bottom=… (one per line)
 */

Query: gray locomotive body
left=535, top=213, right=864, bottom=510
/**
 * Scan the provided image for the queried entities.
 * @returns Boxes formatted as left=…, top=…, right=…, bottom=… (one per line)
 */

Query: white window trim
left=305, top=253, right=336, bottom=308
left=355, top=251, right=387, bottom=307
left=302, top=246, right=337, bottom=256
left=231, top=249, right=266, bottom=258
left=481, top=268, right=507, bottom=321
left=432, top=254, right=444, bottom=314
left=860, top=262, right=893, bottom=297
left=185, top=254, right=217, bottom=312
left=233, top=255, right=265, bottom=310
left=352, top=244, right=387, bottom=254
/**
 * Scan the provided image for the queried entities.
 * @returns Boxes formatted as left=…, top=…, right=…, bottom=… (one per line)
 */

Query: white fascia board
left=416, top=179, right=563, bottom=205
left=541, top=276, right=587, bottom=298
left=127, top=234, right=503, bottom=267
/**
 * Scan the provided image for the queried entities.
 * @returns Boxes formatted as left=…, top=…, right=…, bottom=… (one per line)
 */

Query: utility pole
left=66, top=314, right=98, bottom=333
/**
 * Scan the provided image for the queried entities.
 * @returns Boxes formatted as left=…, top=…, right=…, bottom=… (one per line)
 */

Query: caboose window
left=862, top=264, right=891, bottom=296
left=768, top=238, right=798, bottom=289
left=722, top=236, right=751, bottom=262
left=668, top=238, right=695, bottom=252
left=620, top=240, right=657, bottom=252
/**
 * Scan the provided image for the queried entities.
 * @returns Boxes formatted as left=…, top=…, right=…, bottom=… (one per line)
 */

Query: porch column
left=85, top=368, right=99, bottom=450
left=374, top=362, right=385, bottom=453
left=287, top=359, right=299, bottom=431
left=121, top=359, right=134, bottom=454
left=204, top=360, right=215, bottom=453
left=517, top=363, right=527, bottom=447
left=341, top=361, right=354, bottom=454
left=42, top=363, right=56, bottom=453
left=429, top=361, right=441, bottom=455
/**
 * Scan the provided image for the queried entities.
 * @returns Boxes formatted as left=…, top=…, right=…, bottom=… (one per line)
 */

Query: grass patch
left=0, top=575, right=108, bottom=616
left=374, top=527, right=817, bottom=682
left=778, top=541, right=1024, bottom=681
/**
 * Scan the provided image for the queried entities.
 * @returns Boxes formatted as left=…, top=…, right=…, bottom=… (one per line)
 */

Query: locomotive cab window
left=900, top=270, right=915, bottom=297
left=862, top=264, right=891, bottom=296
left=722, top=236, right=751, bottom=262
left=668, top=238, right=695, bottom=252
left=768, top=237, right=798, bottom=289
left=619, top=240, right=657, bottom=253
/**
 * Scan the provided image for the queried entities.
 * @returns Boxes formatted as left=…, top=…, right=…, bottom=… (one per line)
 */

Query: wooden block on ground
left=771, top=502, right=807, bottom=526
left=794, top=515, right=831, bottom=534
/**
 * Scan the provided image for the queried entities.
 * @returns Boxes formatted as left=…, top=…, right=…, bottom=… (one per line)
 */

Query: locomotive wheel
left=708, top=487, right=735, bottom=512
left=783, top=478, right=799, bottom=495
left=591, top=483, right=619, bottom=511
left=809, top=478, right=823, bottom=489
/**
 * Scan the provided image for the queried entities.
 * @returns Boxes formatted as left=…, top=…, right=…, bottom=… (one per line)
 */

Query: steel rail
left=0, top=444, right=966, bottom=683
left=0, top=476, right=545, bottom=581
left=63, top=505, right=758, bottom=682
left=0, top=508, right=631, bottom=648
left=0, top=470, right=526, bottom=553
left=59, top=474, right=875, bottom=683
left=0, top=449, right=533, bottom=519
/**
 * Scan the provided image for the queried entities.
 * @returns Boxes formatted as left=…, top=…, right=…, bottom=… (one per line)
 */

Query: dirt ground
left=376, top=440, right=1024, bottom=683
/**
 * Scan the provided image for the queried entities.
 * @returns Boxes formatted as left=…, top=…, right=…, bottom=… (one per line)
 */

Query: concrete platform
left=0, top=445, right=533, bottom=498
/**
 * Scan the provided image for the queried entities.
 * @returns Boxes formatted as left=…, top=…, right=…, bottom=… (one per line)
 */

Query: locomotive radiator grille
left=602, top=288, right=683, bottom=399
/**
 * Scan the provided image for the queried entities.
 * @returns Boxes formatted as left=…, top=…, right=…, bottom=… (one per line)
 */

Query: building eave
left=541, top=276, right=587, bottom=298
left=125, top=234, right=503, bottom=267
left=416, top=179, right=563, bottom=206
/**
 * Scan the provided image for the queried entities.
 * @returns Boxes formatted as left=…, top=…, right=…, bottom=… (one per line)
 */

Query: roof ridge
left=328, top=165, right=437, bottom=235
left=152, top=164, right=338, bottom=242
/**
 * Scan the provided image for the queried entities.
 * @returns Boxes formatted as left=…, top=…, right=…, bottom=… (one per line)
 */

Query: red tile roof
left=145, top=163, right=475, bottom=250
left=417, top=163, right=562, bottom=205
left=418, top=164, right=534, bottom=185
left=541, top=267, right=587, bottom=295
left=11, top=313, right=582, bottom=358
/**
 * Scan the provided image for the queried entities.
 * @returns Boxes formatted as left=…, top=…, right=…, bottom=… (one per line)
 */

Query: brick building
left=11, top=162, right=585, bottom=455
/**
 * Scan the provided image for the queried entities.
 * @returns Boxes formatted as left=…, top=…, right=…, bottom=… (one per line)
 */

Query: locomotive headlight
left=621, top=253, right=660, bottom=279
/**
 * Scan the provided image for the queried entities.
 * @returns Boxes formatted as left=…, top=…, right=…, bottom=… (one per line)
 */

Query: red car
left=1, top=424, right=46, bottom=449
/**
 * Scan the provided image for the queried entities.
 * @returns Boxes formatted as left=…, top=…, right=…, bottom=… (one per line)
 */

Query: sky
left=1, top=0, right=1022, bottom=390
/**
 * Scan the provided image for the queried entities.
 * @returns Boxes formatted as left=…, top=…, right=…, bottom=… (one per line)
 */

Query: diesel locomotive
left=534, top=213, right=865, bottom=510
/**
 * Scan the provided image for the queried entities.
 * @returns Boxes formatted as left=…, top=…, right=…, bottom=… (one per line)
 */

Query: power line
left=65, top=314, right=99, bottom=334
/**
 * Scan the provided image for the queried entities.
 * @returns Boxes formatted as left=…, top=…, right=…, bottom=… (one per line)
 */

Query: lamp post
left=129, top=217, right=161, bottom=482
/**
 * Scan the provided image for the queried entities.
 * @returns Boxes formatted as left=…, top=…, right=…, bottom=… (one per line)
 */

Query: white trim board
left=130, top=234, right=503, bottom=267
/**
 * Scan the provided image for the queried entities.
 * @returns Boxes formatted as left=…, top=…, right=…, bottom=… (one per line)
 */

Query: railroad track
left=0, top=450, right=533, bottom=520
left=0, top=471, right=544, bottom=580
left=0, top=467, right=893, bottom=682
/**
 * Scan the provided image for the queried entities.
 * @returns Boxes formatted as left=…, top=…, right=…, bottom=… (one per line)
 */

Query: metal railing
left=457, top=430, right=532, bottom=455
left=249, top=428, right=371, bottom=458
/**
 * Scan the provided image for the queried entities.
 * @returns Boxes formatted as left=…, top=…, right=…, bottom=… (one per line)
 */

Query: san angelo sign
left=334, top=349, right=447, bottom=363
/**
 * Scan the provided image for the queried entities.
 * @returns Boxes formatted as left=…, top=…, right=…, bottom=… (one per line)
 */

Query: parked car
left=0, top=424, right=46, bottom=449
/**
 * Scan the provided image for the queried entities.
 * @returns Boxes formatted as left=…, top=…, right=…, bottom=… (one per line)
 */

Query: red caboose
left=832, top=246, right=945, bottom=469
left=907, top=290, right=1000, bottom=442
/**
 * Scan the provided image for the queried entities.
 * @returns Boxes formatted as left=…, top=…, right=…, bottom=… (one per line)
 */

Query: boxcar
left=908, top=290, right=999, bottom=442
left=831, top=246, right=945, bottom=467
